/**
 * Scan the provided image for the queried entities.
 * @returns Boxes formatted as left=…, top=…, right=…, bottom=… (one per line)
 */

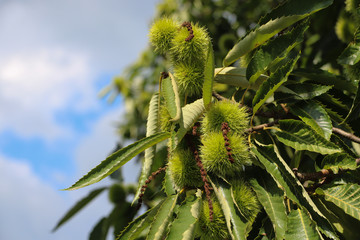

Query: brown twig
left=245, top=120, right=278, bottom=133
left=332, top=127, right=360, bottom=144
left=293, top=158, right=360, bottom=182
left=221, top=122, right=234, bottom=163
left=212, top=91, right=227, bottom=101
left=137, top=166, right=167, bottom=209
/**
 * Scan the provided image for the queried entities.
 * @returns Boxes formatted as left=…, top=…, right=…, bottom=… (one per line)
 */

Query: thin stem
left=332, top=127, right=360, bottom=144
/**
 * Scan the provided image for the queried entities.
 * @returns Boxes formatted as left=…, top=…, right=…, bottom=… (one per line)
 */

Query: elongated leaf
left=251, top=144, right=338, bottom=239
left=53, top=187, right=106, bottom=231
left=90, top=217, right=110, bottom=240
left=252, top=53, right=299, bottom=114
left=250, top=172, right=287, bottom=239
left=203, top=41, right=215, bottom=108
left=275, top=119, right=341, bottom=154
left=117, top=200, right=164, bottom=240
left=290, top=100, right=332, bottom=140
left=343, top=80, right=360, bottom=122
left=133, top=93, right=160, bottom=204
left=146, top=194, right=178, bottom=240
left=285, top=208, right=322, bottom=240
left=321, top=153, right=357, bottom=174
left=210, top=177, right=248, bottom=240
left=275, top=84, right=332, bottom=103
left=65, top=132, right=171, bottom=190
left=215, top=67, right=267, bottom=89
left=172, top=99, right=205, bottom=149
left=162, top=72, right=181, bottom=121
left=316, top=184, right=360, bottom=221
left=247, top=20, right=308, bottom=84
left=338, top=43, right=360, bottom=65
left=291, top=68, right=356, bottom=94
left=223, top=0, right=333, bottom=66
left=167, top=189, right=202, bottom=240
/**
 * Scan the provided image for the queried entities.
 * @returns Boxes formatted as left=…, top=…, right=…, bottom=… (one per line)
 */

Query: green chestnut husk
left=199, top=196, right=229, bottom=240
left=149, top=17, right=179, bottom=54
left=108, top=184, right=126, bottom=204
left=200, top=132, right=251, bottom=177
left=167, top=147, right=203, bottom=190
left=202, top=100, right=249, bottom=135
left=174, top=62, right=204, bottom=96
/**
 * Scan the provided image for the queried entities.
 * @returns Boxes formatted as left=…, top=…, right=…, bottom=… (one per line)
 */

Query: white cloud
left=0, top=154, right=112, bottom=240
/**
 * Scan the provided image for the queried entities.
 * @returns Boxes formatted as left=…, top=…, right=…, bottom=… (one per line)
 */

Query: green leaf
left=53, top=187, right=106, bottom=231
left=251, top=144, right=338, bottom=239
left=117, top=200, right=164, bottom=240
left=338, top=43, right=360, bottom=65
left=275, top=119, right=341, bottom=154
left=172, top=99, right=205, bottom=149
left=250, top=172, right=287, bottom=240
left=133, top=93, right=160, bottom=204
left=252, top=53, right=299, bottom=114
left=161, top=72, right=181, bottom=121
left=146, top=194, right=178, bottom=240
left=167, top=189, right=202, bottom=240
left=316, top=184, right=360, bottom=221
left=321, top=153, right=358, bottom=174
left=214, top=67, right=268, bottom=89
left=290, top=100, right=332, bottom=140
left=343, top=80, right=360, bottom=122
left=90, top=217, right=110, bottom=240
left=247, top=19, right=308, bottom=84
left=291, top=68, right=357, bottom=94
left=203, top=41, right=215, bottom=108
left=275, top=84, right=332, bottom=102
left=163, top=169, right=176, bottom=196
left=223, top=0, right=333, bottom=66
left=65, top=132, right=171, bottom=190
left=285, top=208, right=322, bottom=240
left=210, top=177, right=249, bottom=240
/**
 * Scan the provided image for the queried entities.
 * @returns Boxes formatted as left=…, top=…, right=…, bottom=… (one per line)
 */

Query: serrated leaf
left=321, top=153, right=357, bottom=174
left=162, top=72, right=181, bottom=121
left=285, top=208, right=322, bottom=240
left=343, top=80, right=360, bottom=122
left=291, top=68, right=357, bottom=94
left=251, top=144, right=338, bottom=239
left=214, top=67, right=268, bottom=89
left=316, top=184, right=360, bottom=221
left=252, top=53, right=299, bottom=114
left=53, top=187, right=106, bottom=231
left=203, top=41, right=215, bottom=108
left=250, top=172, right=287, bottom=240
left=163, top=169, right=176, bottom=196
left=275, top=84, right=332, bottom=103
left=290, top=100, right=332, bottom=140
left=275, top=119, right=341, bottom=154
left=117, top=200, right=164, bottom=240
left=172, top=99, right=205, bottom=149
left=90, top=217, right=110, bottom=240
left=223, top=0, right=333, bottom=66
left=247, top=20, right=308, bottom=84
left=167, top=189, right=202, bottom=240
left=146, top=194, right=178, bottom=240
left=338, top=43, right=360, bottom=65
left=210, top=177, right=248, bottom=240
left=133, top=93, right=160, bottom=204
left=65, top=132, right=171, bottom=191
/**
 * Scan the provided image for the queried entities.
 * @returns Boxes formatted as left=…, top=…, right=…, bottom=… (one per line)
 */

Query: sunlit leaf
left=162, top=72, right=181, bottom=121
left=338, top=43, right=360, bottom=65
left=316, top=184, right=360, bottom=221
left=285, top=208, right=322, bottom=240
left=321, top=153, right=357, bottom=174
left=203, top=41, right=215, bottom=108
left=65, top=132, right=171, bottom=190
left=275, top=119, right=341, bottom=154
left=133, top=93, right=160, bottom=204
left=167, top=189, right=202, bottom=240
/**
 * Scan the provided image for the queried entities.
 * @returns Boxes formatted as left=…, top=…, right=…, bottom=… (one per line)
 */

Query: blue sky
left=0, top=1, right=159, bottom=239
